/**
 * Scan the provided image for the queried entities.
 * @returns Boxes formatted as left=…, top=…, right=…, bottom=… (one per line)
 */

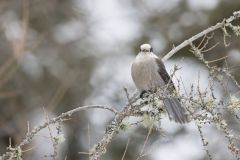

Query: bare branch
left=162, top=10, right=240, bottom=62
left=19, top=105, right=117, bottom=148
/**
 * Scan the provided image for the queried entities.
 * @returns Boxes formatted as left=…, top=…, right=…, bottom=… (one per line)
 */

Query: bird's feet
left=140, top=91, right=146, bottom=99
left=140, top=90, right=152, bottom=99
left=140, top=90, right=153, bottom=105
left=140, top=89, right=156, bottom=99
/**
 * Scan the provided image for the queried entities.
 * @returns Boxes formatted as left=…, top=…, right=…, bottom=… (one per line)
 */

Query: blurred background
left=0, top=0, right=240, bottom=159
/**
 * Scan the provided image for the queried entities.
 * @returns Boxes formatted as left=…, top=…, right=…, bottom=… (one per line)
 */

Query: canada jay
left=131, top=44, right=189, bottom=123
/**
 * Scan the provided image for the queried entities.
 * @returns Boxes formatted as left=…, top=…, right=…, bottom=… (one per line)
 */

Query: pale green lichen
left=204, top=97, right=214, bottom=109
left=229, top=95, right=240, bottom=109
left=120, top=118, right=130, bottom=131
left=153, top=98, right=164, bottom=109
left=232, top=25, right=240, bottom=36
left=54, top=134, right=65, bottom=143
left=141, top=113, right=155, bottom=128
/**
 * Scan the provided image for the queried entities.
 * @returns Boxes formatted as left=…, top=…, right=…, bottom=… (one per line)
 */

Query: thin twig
left=196, top=124, right=212, bottom=160
left=207, top=56, right=228, bottom=64
left=136, top=124, right=154, bottom=160
left=88, top=124, right=91, bottom=160
left=121, top=138, right=130, bottom=160
left=43, top=107, right=58, bottom=160
left=202, top=42, right=219, bottom=53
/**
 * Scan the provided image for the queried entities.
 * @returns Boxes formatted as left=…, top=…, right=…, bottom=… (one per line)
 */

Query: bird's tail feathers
left=164, top=98, right=189, bottom=124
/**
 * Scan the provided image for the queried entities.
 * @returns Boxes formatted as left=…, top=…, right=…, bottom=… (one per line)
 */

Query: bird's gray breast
left=131, top=56, right=165, bottom=91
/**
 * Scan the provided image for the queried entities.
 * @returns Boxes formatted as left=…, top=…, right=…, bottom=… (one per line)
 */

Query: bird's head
left=140, top=43, right=153, bottom=53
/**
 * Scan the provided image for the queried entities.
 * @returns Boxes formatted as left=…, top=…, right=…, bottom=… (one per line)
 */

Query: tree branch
left=0, top=105, right=118, bottom=160
left=162, top=10, right=240, bottom=62
left=19, top=105, right=117, bottom=147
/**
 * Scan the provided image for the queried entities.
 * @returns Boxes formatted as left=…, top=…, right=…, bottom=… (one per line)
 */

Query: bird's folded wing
left=155, top=58, right=176, bottom=93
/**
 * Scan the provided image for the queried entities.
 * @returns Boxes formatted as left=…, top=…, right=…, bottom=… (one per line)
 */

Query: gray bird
left=131, top=44, right=189, bottom=124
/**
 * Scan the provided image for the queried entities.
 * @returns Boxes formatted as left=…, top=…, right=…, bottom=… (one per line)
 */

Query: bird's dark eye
left=150, top=47, right=153, bottom=52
